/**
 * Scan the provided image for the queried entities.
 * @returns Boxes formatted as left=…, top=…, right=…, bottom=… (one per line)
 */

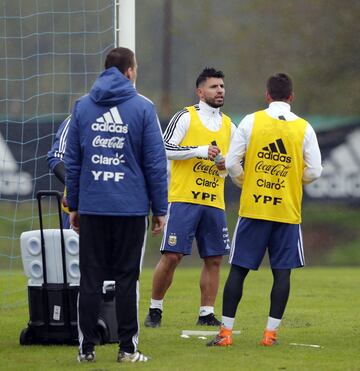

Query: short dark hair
left=266, top=73, right=293, bottom=101
left=196, top=67, right=225, bottom=88
left=105, top=47, right=135, bottom=74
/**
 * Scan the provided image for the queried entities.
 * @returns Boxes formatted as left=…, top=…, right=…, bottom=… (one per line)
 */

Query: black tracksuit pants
left=78, top=214, right=147, bottom=354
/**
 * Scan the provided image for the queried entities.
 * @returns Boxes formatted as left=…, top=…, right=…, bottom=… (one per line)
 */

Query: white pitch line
left=181, top=330, right=241, bottom=336
left=289, top=342, right=322, bottom=348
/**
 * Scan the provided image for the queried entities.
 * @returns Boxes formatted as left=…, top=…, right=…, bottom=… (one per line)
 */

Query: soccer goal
left=0, top=0, right=135, bottom=308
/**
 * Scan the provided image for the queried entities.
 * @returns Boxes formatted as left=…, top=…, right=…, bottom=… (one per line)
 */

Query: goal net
left=0, top=0, right=115, bottom=308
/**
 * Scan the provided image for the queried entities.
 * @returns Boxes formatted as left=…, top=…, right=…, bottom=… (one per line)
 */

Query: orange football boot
left=260, top=329, right=278, bottom=346
left=206, top=326, right=233, bottom=347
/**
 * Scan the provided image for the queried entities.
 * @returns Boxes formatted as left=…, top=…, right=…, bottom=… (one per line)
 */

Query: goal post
left=115, top=0, right=136, bottom=50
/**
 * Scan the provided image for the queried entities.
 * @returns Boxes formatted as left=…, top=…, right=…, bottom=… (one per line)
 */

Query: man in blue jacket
left=47, top=115, right=71, bottom=228
left=65, top=47, right=168, bottom=364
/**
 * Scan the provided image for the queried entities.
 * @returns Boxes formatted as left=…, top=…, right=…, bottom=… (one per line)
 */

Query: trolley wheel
left=19, top=327, right=35, bottom=345
left=96, top=317, right=110, bottom=345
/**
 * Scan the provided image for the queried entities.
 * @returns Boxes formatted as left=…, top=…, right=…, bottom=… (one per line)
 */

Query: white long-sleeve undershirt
left=163, top=100, right=236, bottom=160
left=225, top=101, right=323, bottom=187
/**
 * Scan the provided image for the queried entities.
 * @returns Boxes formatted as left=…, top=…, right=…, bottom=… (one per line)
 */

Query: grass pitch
left=1, top=267, right=359, bottom=370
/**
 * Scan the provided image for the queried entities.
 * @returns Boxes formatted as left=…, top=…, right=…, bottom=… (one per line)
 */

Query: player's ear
left=265, top=90, right=272, bottom=103
left=287, top=93, right=294, bottom=103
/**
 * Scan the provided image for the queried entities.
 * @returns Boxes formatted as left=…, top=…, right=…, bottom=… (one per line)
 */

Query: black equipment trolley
left=19, top=190, right=116, bottom=345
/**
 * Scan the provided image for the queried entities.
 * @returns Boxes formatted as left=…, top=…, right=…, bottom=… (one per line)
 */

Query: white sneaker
left=77, top=351, right=96, bottom=362
left=117, top=350, right=150, bottom=362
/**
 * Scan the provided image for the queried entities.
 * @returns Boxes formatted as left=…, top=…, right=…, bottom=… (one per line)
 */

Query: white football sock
left=150, top=298, right=163, bottom=311
left=199, top=306, right=214, bottom=316
left=221, top=316, right=235, bottom=330
left=266, top=316, right=281, bottom=331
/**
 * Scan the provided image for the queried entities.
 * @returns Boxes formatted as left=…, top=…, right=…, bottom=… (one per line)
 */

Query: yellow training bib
left=62, top=187, right=70, bottom=214
left=239, top=110, right=307, bottom=223
left=168, top=105, right=232, bottom=210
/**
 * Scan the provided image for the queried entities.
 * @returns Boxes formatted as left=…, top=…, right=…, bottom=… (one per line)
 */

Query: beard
left=205, top=96, right=224, bottom=108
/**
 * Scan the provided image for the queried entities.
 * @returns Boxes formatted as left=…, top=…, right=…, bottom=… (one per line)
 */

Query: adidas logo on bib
left=257, top=138, right=291, bottom=163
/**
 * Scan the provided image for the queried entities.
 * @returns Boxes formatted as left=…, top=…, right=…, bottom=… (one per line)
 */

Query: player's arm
left=302, top=123, right=323, bottom=184
left=163, top=109, right=210, bottom=160
left=225, top=114, right=253, bottom=187
left=64, top=108, right=81, bottom=213
left=141, top=104, right=168, bottom=218
left=47, top=115, right=71, bottom=184
left=53, top=162, right=66, bottom=184
left=215, top=122, right=238, bottom=173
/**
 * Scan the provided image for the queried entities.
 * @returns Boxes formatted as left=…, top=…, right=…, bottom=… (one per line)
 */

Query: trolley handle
left=36, top=190, right=67, bottom=286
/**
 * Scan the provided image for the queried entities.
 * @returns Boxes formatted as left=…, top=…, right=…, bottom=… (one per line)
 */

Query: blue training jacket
left=64, top=67, right=168, bottom=216
left=47, top=115, right=71, bottom=173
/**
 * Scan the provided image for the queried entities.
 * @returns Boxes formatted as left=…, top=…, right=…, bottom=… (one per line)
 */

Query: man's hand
left=208, top=145, right=220, bottom=161
left=215, top=157, right=226, bottom=170
left=62, top=195, right=68, bottom=209
left=151, top=215, right=165, bottom=235
left=70, top=211, right=80, bottom=234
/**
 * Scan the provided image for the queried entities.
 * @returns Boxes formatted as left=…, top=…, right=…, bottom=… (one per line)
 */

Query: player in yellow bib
left=144, top=68, right=236, bottom=327
left=208, top=73, right=322, bottom=347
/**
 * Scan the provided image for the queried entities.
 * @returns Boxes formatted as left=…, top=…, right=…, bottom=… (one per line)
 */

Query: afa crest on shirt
left=168, top=233, right=177, bottom=246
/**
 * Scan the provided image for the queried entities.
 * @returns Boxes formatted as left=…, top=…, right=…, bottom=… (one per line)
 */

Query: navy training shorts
left=160, top=202, right=230, bottom=258
left=229, top=217, right=304, bottom=270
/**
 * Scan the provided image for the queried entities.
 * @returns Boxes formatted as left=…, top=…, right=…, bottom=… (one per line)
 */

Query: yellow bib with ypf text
left=168, top=105, right=232, bottom=210
left=239, top=110, right=307, bottom=223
